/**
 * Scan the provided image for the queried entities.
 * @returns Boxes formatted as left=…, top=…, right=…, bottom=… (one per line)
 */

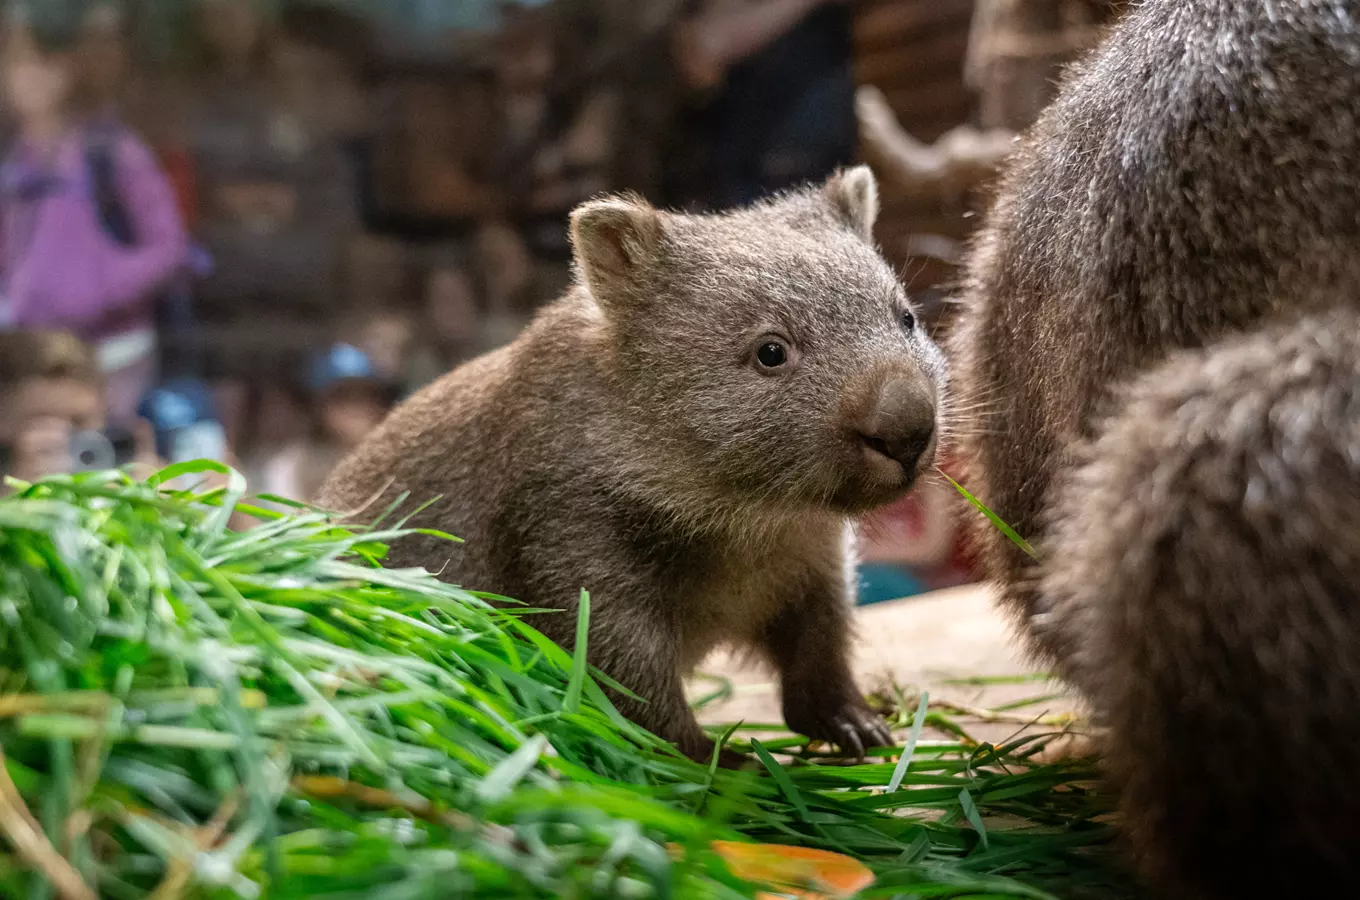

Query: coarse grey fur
left=1041, top=310, right=1360, bottom=898
left=952, top=0, right=1360, bottom=649
left=320, top=167, right=945, bottom=764
left=948, top=0, right=1360, bottom=895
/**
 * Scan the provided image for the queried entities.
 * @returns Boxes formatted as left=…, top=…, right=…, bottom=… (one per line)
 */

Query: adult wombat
left=320, top=168, right=945, bottom=763
left=949, top=0, right=1360, bottom=895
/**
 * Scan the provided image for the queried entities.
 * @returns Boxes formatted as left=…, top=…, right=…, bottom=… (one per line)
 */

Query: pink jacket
left=0, top=125, right=188, bottom=342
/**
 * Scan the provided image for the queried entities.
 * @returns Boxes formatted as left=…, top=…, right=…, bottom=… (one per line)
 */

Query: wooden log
left=856, top=84, right=1017, bottom=200
left=853, top=0, right=977, bottom=52
left=854, top=29, right=973, bottom=86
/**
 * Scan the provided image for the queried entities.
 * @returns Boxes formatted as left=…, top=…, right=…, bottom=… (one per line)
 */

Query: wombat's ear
left=822, top=166, right=879, bottom=240
left=570, top=196, right=662, bottom=307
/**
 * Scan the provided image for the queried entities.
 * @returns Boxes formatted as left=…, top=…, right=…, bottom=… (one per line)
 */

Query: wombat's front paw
left=784, top=697, right=894, bottom=760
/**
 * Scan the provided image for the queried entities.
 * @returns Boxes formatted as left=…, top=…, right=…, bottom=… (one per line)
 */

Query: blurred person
left=0, top=14, right=189, bottom=425
left=78, top=1, right=213, bottom=380
left=136, top=377, right=232, bottom=469
left=475, top=219, right=535, bottom=314
left=469, top=226, right=540, bottom=354
left=339, top=304, right=443, bottom=399
left=239, top=378, right=310, bottom=485
left=424, top=256, right=485, bottom=368
left=77, top=2, right=130, bottom=123
left=674, top=0, right=857, bottom=207
left=274, top=1, right=373, bottom=146
left=306, top=343, right=399, bottom=456
left=343, top=308, right=416, bottom=385
left=210, top=376, right=250, bottom=455
left=78, top=3, right=202, bottom=236
left=1, top=330, right=241, bottom=502
left=473, top=218, right=569, bottom=323
left=0, top=329, right=156, bottom=484
left=252, top=343, right=398, bottom=504
left=341, top=248, right=520, bottom=396
left=545, top=0, right=694, bottom=206
left=135, top=376, right=251, bottom=531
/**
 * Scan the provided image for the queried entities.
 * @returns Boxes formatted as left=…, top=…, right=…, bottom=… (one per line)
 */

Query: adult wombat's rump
left=1042, top=310, right=1360, bottom=898
left=321, top=167, right=945, bottom=763
left=949, top=0, right=1360, bottom=895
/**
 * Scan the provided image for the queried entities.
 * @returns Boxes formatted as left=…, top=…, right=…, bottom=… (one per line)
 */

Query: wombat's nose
left=857, top=377, right=936, bottom=473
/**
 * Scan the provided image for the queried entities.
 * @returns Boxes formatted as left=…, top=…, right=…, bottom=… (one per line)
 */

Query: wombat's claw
left=789, top=702, right=894, bottom=760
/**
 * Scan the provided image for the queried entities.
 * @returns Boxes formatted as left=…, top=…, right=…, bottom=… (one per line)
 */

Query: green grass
left=939, top=473, right=1037, bottom=560
left=0, top=464, right=1133, bottom=899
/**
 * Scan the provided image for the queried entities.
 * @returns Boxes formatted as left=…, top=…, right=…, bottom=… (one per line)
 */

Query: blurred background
left=0, top=0, right=1120, bottom=602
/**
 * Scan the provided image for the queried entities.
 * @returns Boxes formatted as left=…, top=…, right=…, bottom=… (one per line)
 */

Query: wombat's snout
left=855, top=375, right=936, bottom=479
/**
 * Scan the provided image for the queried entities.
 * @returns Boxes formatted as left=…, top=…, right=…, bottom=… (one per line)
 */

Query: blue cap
left=136, top=378, right=227, bottom=463
left=306, top=343, right=386, bottom=395
left=137, top=378, right=219, bottom=433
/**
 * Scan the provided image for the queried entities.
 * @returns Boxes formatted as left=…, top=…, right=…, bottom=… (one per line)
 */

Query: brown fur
left=950, top=0, right=1360, bottom=652
left=1041, top=310, right=1360, bottom=897
left=948, top=0, right=1360, bottom=895
left=319, top=168, right=945, bottom=764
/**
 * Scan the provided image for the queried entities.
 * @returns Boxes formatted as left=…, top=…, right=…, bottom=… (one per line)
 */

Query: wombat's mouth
left=860, top=434, right=894, bottom=461
left=827, top=432, right=936, bottom=514
left=856, top=430, right=935, bottom=485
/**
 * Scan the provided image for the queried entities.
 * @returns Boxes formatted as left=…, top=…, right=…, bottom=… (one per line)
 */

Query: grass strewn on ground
left=0, top=464, right=1135, bottom=899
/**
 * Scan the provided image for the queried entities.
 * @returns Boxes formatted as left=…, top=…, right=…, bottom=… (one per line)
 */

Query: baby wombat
left=949, top=0, right=1360, bottom=895
left=319, top=167, right=944, bottom=763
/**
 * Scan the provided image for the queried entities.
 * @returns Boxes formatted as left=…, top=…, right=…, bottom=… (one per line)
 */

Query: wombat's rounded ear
left=822, top=166, right=879, bottom=240
left=570, top=196, right=662, bottom=306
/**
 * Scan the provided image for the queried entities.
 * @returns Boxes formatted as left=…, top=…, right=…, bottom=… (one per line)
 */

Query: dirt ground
left=687, top=582, right=1088, bottom=749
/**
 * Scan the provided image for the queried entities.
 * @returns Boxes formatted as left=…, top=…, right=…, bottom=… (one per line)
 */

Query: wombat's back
left=950, top=0, right=1360, bottom=643
left=317, top=299, right=608, bottom=595
left=317, top=292, right=657, bottom=614
left=316, top=343, right=521, bottom=577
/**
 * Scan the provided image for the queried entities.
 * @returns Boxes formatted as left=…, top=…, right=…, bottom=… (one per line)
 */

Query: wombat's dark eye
left=900, top=309, right=916, bottom=332
left=756, top=341, right=788, bottom=369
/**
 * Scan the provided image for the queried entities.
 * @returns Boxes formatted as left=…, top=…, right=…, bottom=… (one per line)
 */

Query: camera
left=68, top=427, right=138, bottom=472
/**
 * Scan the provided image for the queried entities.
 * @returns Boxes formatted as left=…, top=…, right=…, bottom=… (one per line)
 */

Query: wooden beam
left=853, top=0, right=976, bottom=52
left=854, top=29, right=972, bottom=86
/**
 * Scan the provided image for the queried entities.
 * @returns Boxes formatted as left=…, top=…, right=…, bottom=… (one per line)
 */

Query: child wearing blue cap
left=306, top=342, right=401, bottom=452
left=252, top=342, right=398, bottom=503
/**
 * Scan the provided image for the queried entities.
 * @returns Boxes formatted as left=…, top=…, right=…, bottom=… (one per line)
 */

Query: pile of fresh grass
left=0, top=464, right=1134, bottom=899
